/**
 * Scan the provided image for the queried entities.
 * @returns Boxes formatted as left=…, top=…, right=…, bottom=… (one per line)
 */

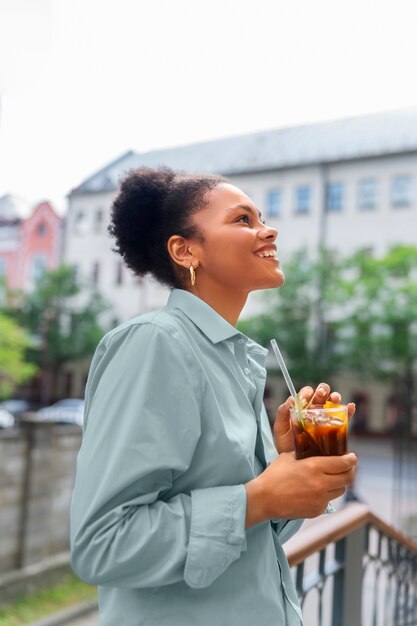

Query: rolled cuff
left=184, top=484, right=247, bottom=588
left=271, top=518, right=304, bottom=544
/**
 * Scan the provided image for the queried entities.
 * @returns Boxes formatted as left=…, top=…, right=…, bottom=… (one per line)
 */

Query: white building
left=65, top=107, right=417, bottom=326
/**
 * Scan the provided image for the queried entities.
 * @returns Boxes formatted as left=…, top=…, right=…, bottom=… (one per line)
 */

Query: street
left=337, top=435, right=417, bottom=534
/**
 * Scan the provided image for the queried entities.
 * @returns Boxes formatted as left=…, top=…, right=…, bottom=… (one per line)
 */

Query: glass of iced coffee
left=289, top=403, right=348, bottom=460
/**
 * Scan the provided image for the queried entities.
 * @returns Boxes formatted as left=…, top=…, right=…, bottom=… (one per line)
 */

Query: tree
left=239, top=244, right=417, bottom=436
left=336, top=245, right=417, bottom=434
left=238, top=248, right=341, bottom=387
left=10, top=265, right=109, bottom=405
left=0, top=312, right=37, bottom=400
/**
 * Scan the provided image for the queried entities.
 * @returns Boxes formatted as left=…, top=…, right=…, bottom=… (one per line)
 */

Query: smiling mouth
left=254, top=250, right=278, bottom=260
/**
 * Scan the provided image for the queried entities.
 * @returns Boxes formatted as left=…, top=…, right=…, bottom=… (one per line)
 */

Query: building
left=66, top=106, right=417, bottom=327
left=0, top=196, right=62, bottom=294
left=64, top=108, right=417, bottom=428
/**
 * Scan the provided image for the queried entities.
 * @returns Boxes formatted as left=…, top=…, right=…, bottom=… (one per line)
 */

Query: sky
left=0, top=0, right=417, bottom=215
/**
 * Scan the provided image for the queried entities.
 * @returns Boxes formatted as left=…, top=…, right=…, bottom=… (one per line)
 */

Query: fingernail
left=318, top=387, right=325, bottom=394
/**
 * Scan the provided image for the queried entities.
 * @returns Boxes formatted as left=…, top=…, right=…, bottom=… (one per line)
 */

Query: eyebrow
left=226, top=204, right=263, bottom=220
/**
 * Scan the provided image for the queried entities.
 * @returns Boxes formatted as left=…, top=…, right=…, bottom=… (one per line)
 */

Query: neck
left=187, top=282, right=248, bottom=326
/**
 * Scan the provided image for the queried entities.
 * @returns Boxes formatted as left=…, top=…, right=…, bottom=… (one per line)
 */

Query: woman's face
left=189, top=183, right=285, bottom=294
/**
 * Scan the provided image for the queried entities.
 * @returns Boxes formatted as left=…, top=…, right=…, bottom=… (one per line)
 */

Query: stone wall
left=0, top=420, right=81, bottom=574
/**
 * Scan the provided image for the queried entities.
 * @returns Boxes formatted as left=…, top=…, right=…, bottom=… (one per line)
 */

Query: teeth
left=255, top=250, right=277, bottom=258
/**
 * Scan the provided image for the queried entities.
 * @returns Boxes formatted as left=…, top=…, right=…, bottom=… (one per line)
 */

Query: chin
left=269, top=270, right=285, bottom=288
left=252, top=272, right=285, bottom=292
left=276, top=269, right=285, bottom=285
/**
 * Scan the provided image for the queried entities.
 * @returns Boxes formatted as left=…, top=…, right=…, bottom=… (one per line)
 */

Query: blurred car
left=0, top=408, right=15, bottom=429
left=0, top=399, right=33, bottom=418
left=36, top=399, right=85, bottom=426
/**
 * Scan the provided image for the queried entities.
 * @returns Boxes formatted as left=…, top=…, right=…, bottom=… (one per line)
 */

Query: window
left=95, top=209, right=104, bottom=233
left=92, top=261, right=100, bottom=287
left=116, top=261, right=123, bottom=285
left=326, top=183, right=344, bottom=212
left=266, top=190, right=282, bottom=217
left=358, top=179, right=377, bottom=210
left=391, top=176, right=412, bottom=207
left=295, top=186, right=311, bottom=214
left=37, top=222, right=47, bottom=236
left=74, top=210, right=87, bottom=234
left=30, top=254, right=47, bottom=283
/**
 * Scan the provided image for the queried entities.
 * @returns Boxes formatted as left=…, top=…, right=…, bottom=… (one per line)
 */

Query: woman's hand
left=245, top=451, right=357, bottom=527
left=273, top=382, right=356, bottom=454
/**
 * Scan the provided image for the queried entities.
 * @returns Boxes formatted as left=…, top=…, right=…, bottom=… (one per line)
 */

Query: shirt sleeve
left=70, top=322, right=247, bottom=590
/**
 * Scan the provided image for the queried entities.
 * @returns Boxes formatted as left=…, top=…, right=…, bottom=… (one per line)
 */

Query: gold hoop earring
left=189, top=265, right=196, bottom=287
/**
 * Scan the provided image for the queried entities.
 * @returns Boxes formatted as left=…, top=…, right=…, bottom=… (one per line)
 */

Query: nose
left=258, top=223, right=277, bottom=241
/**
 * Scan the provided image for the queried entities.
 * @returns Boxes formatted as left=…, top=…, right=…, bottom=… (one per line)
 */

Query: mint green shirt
left=70, top=289, right=304, bottom=625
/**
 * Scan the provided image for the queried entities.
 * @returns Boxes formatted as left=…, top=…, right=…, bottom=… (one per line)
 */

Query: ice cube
left=314, top=411, right=329, bottom=425
left=303, top=413, right=314, bottom=424
left=330, top=417, right=344, bottom=426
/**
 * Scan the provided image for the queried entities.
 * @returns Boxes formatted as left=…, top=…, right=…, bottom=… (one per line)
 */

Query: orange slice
left=323, top=400, right=346, bottom=421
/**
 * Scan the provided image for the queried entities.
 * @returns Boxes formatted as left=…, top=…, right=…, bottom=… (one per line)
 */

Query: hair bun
left=109, top=166, right=176, bottom=274
left=109, top=165, right=226, bottom=287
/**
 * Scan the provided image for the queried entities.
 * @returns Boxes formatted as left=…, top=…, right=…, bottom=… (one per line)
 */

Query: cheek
left=201, top=247, right=242, bottom=282
left=199, top=229, right=257, bottom=278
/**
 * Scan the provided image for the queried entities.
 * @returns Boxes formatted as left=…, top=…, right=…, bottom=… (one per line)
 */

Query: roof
left=0, top=194, right=31, bottom=221
left=70, top=107, right=417, bottom=195
left=31, top=201, right=60, bottom=219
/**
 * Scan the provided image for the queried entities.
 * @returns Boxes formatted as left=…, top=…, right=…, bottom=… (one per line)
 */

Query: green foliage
left=16, top=265, right=108, bottom=369
left=2, top=265, right=110, bottom=403
left=337, top=245, right=417, bottom=379
left=239, top=248, right=339, bottom=386
left=239, top=245, right=417, bottom=395
left=0, top=313, right=37, bottom=400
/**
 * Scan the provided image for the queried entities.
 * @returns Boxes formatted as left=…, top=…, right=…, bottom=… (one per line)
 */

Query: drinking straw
left=269, top=338, right=336, bottom=514
left=270, top=339, right=298, bottom=401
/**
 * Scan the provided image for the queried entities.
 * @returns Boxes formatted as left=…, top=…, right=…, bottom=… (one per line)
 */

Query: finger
left=275, top=396, right=294, bottom=418
left=317, top=453, right=357, bottom=474
left=326, top=468, right=356, bottom=491
left=347, top=402, right=356, bottom=421
left=286, top=396, right=295, bottom=408
left=329, top=391, right=341, bottom=404
left=310, top=383, right=331, bottom=404
left=299, top=386, right=314, bottom=404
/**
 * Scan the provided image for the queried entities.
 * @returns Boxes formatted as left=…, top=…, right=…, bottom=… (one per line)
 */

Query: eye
left=236, top=214, right=250, bottom=223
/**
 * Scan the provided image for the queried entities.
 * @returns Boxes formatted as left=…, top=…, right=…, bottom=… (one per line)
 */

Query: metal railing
left=284, top=503, right=417, bottom=626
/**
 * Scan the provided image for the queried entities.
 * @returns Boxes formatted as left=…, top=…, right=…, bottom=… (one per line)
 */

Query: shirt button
left=238, top=338, right=244, bottom=344
left=244, top=367, right=250, bottom=375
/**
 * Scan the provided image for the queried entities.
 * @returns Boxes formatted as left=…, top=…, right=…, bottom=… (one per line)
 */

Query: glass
left=290, top=404, right=348, bottom=459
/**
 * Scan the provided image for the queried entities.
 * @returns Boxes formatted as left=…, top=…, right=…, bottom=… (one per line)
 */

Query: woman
left=70, top=167, right=356, bottom=626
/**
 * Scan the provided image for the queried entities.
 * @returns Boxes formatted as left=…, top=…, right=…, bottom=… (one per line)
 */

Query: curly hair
left=108, top=166, right=228, bottom=288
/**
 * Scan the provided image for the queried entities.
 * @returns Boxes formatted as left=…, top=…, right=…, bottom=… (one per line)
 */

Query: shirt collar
left=167, top=290, right=269, bottom=360
left=167, top=289, right=242, bottom=344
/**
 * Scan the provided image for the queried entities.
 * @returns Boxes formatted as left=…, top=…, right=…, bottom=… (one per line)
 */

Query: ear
left=167, top=235, right=200, bottom=270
